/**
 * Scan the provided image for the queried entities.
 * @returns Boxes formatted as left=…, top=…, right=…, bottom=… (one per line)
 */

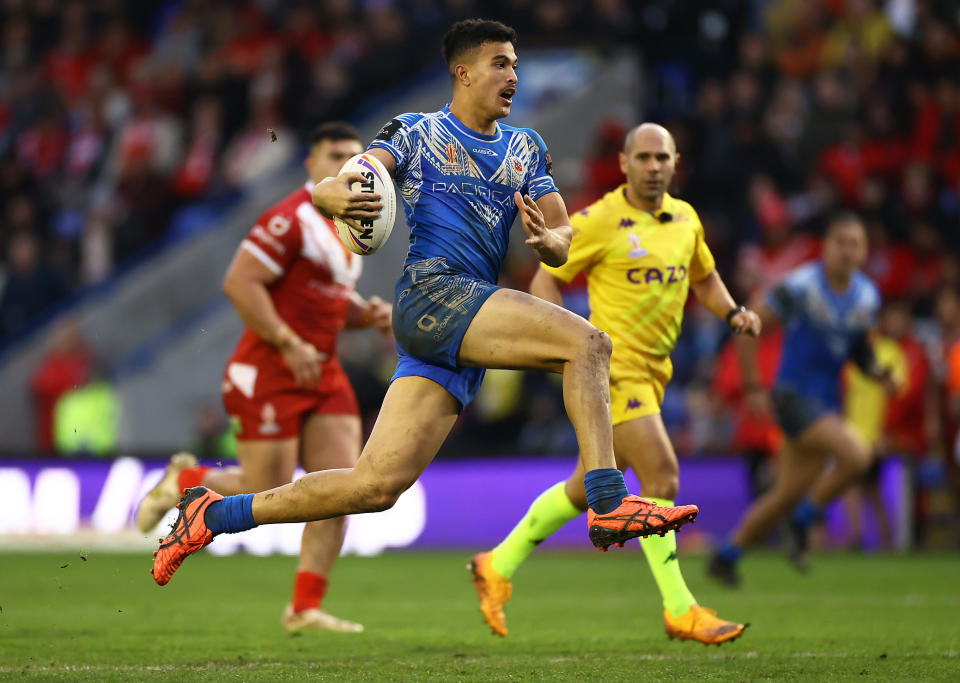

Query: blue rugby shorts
left=390, top=257, right=499, bottom=407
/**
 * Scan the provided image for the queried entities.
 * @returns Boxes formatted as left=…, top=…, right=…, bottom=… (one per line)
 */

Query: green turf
left=0, top=549, right=957, bottom=681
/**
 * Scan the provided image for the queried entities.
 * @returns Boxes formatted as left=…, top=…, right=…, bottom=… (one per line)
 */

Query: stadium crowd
left=2, top=1, right=960, bottom=542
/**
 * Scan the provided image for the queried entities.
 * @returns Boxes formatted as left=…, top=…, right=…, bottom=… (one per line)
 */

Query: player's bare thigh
left=237, top=437, right=300, bottom=491
left=563, top=414, right=678, bottom=508
left=794, top=413, right=870, bottom=468
left=458, top=288, right=608, bottom=372
left=299, top=413, right=361, bottom=473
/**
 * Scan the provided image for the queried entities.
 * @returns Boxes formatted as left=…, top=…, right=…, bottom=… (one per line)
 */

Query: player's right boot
left=136, top=452, right=198, bottom=533
left=151, top=487, right=221, bottom=586
left=588, top=496, right=698, bottom=550
left=706, top=551, right=741, bottom=588
left=664, top=604, right=748, bottom=646
left=468, top=551, right=512, bottom=637
left=281, top=604, right=364, bottom=633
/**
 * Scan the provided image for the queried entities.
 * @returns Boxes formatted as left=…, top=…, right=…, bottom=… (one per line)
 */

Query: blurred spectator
left=0, top=231, right=68, bottom=336
left=29, top=317, right=91, bottom=453
left=52, top=363, right=119, bottom=458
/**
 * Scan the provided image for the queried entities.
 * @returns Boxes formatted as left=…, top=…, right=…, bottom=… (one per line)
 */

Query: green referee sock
left=639, top=497, right=696, bottom=617
left=490, top=482, right=582, bottom=579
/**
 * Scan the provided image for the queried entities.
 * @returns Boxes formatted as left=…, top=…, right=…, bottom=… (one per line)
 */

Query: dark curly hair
left=442, top=19, right=518, bottom=72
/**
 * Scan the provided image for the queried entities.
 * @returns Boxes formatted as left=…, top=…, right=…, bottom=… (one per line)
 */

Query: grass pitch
left=1, top=549, right=957, bottom=680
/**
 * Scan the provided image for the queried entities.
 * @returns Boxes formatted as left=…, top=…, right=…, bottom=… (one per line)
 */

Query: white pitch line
left=2, top=651, right=956, bottom=673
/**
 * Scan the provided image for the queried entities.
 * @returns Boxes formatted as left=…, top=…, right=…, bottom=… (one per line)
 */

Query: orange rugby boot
left=468, top=551, right=512, bottom=637
left=664, top=604, right=748, bottom=646
left=151, top=487, right=222, bottom=586
left=588, top=495, right=698, bottom=550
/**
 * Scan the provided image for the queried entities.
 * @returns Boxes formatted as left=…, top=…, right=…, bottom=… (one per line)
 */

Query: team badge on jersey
left=442, top=141, right=467, bottom=175
left=259, top=402, right=280, bottom=435
left=628, top=232, right=648, bottom=258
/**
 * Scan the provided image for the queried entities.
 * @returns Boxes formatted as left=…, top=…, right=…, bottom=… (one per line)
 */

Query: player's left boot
left=151, top=487, right=221, bottom=586
left=468, top=551, right=512, bottom=637
left=281, top=604, right=364, bottom=633
left=136, top=452, right=198, bottom=533
left=588, top=496, right=698, bottom=550
left=664, top=604, right=748, bottom=646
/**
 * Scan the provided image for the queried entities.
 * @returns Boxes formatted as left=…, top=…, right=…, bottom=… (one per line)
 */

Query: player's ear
left=454, top=63, right=470, bottom=87
left=619, top=151, right=628, bottom=176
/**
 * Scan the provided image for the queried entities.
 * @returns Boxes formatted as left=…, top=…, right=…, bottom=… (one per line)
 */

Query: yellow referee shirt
left=843, top=336, right=907, bottom=448
left=545, top=186, right=715, bottom=389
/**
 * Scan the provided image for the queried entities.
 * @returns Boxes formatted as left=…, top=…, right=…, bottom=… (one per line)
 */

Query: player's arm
left=310, top=148, right=395, bottom=230
left=515, top=191, right=572, bottom=268
left=344, top=291, right=392, bottom=335
left=222, top=247, right=325, bottom=387
left=690, top=270, right=762, bottom=337
left=529, top=268, right=566, bottom=307
left=734, top=300, right=781, bottom=417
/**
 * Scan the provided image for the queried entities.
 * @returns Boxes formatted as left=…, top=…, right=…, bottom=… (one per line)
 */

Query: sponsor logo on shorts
left=259, top=402, right=280, bottom=436
left=417, top=315, right=438, bottom=332
left=626, top=398, right=644, bottom=411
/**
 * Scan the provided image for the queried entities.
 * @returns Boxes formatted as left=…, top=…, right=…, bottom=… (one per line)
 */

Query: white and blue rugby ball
left=333, top=152, right=396, bottom=255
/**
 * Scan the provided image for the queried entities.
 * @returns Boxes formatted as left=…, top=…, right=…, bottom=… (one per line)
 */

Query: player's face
left=466, top=41, right=518, bottom=120
left=823, top=221, right=868, bottom=277
left=620, top=130, right=677, bottom=204
left=305, top=138, right=364, bottom=183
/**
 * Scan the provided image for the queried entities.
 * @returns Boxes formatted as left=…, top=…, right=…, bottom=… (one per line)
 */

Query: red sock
left=292, top=571, right=328, bottom=613
left=177, top=466, right=210, bottom=494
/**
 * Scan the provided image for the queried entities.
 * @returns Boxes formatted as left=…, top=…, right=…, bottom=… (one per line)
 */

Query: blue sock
left=792, top=498, right=821, bottom=528
left=718, top=541, right=742, bottom=564
left=204, top=494, right=256, bottom=535
left=584, top=468, right=629, bottom=514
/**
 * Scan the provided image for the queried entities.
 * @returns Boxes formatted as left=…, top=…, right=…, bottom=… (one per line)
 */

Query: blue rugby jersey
left=767, top=261, right=881, bottom=408
left=368, top=105, right=559, bottom=284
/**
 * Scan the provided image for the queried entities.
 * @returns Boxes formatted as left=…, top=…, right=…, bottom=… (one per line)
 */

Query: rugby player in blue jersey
left=152, top=19, right=699, bottom=586
left=708, top=213, right=897, bottom=586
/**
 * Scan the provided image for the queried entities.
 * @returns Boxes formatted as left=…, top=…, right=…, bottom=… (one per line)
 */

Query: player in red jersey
left=137, top=122, right=391, bottom=632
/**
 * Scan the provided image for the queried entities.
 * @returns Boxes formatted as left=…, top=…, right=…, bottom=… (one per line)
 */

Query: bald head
left=624, top=123, right=676, bottom=155
left=619, top=122, right=679, bottom=210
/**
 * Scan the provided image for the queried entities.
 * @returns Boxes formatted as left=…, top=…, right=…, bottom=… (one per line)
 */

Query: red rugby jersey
left=229, top=182, right=362, bottom=365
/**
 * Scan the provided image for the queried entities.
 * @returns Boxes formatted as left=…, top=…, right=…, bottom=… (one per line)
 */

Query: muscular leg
left=249, top=376, right=459, bottom=523
left=731, top=417, right=850, bottom=549
left=297, top=413, right=362, bottom=577
left=805, top=421, right=872, bottom=508
left=202, top=467, right=246, bottom=496
left=459, top=288, right=615, bottom=472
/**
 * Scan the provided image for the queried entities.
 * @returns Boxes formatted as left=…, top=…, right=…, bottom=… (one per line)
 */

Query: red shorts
left=222, top=356, right=359, bottom=441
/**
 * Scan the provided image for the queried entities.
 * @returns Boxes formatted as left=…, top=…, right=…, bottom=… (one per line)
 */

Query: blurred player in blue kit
left=152, top=18, right=699, bottom=586
left=709, top=214, right=897, bottom=585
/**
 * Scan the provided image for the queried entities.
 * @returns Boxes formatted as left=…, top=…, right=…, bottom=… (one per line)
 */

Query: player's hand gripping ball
left=333, top=153, right=397, bottom=255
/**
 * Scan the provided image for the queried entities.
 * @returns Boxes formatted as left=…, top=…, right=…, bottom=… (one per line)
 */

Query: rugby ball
left=333, top=152, right=397, bottom=255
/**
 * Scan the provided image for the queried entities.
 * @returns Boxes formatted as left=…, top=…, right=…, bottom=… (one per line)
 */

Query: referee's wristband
left=725, top=305, right=747, bottom=327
